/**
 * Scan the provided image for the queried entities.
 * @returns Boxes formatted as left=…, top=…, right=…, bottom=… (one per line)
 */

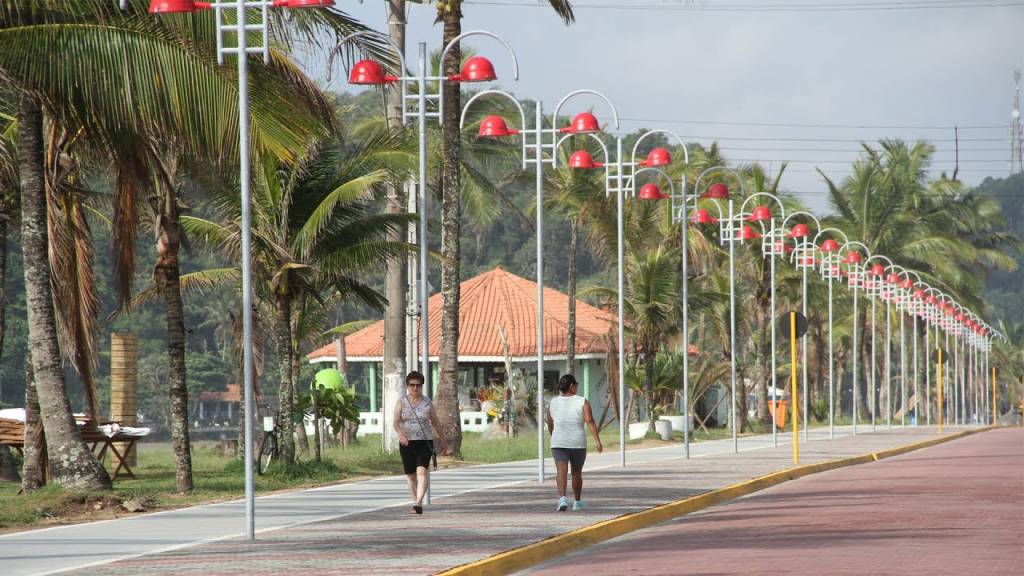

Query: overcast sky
left=310, top=1, right=1024, bottom=213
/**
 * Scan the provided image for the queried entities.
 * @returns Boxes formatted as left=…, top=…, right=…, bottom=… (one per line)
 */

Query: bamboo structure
left=110, top=333, right=138, bottom=466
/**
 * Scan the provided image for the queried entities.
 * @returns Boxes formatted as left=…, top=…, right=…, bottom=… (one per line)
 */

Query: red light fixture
left=925, top=295, right=936, bottom=305
left=703, top=182, right=730, bottom=200
left=560, top=112, right=601, bottom=134
left=900, top=278, right=913, bottom=290
left=692, top=209, right=717, bottom=225
left=913, top=289, right=925, bottom=299
left=787, top=223, right=809, bottom=239
left=739, top=225, right=761, bottom=241
left=820, top=238, right=839, bottom=253
left=348, top=60, right=397, bottom=85
left=641, top=147, right=672, bottom=167
left=747, top=206, right=772, bottom=222
left=477, top=115, right=518, bottom=138
left=638, top=183, right=665, bottom=201
left=149, top=0, right=210, bottom=13
left=448, top=56, right=497, bottom=82
left=842, top=251, right=862, bottom=264
left=886, top=273, right=900, bottom=284
left=870, top=263, right=884, bottom=276
left=568, top=150, right=602, bottom=170
left=773, top=241, right=794, bottom=255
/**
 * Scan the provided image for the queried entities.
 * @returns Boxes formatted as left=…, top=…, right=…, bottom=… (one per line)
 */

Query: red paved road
left=528, top=428, right=1024, bottom=576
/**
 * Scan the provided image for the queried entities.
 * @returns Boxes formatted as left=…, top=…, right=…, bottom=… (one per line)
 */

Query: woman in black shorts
left=546, top=374, right=603, bottom=511
left=393, top=371, right=445, bottom=514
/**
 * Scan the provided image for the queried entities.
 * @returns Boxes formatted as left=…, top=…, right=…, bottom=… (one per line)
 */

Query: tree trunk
left=857, top=306, right=871, bottom=420
left=813, top=319, right=826, bottom=420
left=21, top=360, right=44, bottom=490
left=382, top=0, right=407, bottom=454
left=566, top=217, right=578, bottom=374
left=754, top=266, right=771, bottom=426
left=0, top=209, right=7, bottom=372
left=273, top=294, right=295, bottom=464
left=18, top=95, right=110, bottom=491
left=154, top=189, right=193, bottom=493
left=645, top=352, right=656, bottom=433
left=292, top=345, right=309, bottom=456
left=436, top=3, right=464, bottom=457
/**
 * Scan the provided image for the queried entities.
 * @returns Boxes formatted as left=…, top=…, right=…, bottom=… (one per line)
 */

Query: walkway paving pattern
left=0, top=425, right=994, bottom=575
left=525, top=427, right=1023, bottom=576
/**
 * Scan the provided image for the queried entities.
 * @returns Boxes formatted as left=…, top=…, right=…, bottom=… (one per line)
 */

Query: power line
left=622, top=117, right=1005, bottom=130
left=677, top=134, right=1004, bottom=143
left=466, top=0, right=1024, bottom=13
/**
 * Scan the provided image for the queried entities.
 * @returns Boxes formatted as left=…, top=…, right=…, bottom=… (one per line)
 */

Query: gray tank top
left=400, top=397, right=433, bottom=440
left=549, top=395, right=586, bottom=449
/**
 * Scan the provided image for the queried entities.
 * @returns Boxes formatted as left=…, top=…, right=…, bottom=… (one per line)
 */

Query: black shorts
left=551, top=447, right=587, bottom=470
left=400, top=440, right=434, bottom=474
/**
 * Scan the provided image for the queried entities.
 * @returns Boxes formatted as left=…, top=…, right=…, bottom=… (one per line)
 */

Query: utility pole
left=1011, top=67, right=1023, bottom=175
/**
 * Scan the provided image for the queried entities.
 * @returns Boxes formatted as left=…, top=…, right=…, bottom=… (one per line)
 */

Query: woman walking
left=393, top=370, right=445, bottom=515
left=546, top=374, right=602, bottom=511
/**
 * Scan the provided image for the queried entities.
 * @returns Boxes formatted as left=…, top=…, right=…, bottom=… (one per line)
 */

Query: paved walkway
left=0, top=424, right=977, bottom=575
left=524, top=426, right=1023, bottom=576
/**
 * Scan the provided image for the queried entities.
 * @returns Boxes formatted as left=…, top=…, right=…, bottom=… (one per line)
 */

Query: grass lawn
left=0, top=418, right=826, bottom=531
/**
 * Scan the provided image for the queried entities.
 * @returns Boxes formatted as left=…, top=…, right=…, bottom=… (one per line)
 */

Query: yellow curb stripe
left=437, top=428, right=991, bottom=576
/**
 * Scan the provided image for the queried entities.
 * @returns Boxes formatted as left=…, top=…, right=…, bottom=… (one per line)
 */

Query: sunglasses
left=407, top=383, right=423, bottom=388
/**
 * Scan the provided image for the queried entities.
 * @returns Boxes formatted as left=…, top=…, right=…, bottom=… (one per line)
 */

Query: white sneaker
left=557, top=496, right=568, bottom=512
left=572, top=500, right=584, bottom=511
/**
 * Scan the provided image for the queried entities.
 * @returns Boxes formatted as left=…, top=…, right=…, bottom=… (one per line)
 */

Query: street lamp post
left=864, top=255, right=893, bottom=432
left=462, top=88, right=619, bottom=481
left=692, top=169, right=747, bottom=453
left=812, top=228, right=849, bottom=439
left=782, top=212, right=821, bottom=442
left=148, top=0, right=335, bottom=541
left=739, top=193, right=788, bottom=448
left=838, top=242, right=869, bottom=435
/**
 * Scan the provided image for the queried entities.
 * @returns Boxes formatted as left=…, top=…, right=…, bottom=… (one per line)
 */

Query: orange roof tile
left=308, top=267, right=622, bottom=361
left=198, top=383, right=241, bottom=403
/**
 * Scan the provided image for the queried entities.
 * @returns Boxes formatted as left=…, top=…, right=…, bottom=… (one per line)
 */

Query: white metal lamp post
left=568, top=130, right=689, bottom=464
left=863, top=255, right=893, bottom=432
left=782, top=212, right=821, bottom=442
left=838, top=242, right=869, bottom=435
left=147, top=0, right=335, bottom=541
left=811, top=228, right=849, bottom=439
left=739, top=193, right=788, bottom=448
left=461, top=88, right=620, bottom=481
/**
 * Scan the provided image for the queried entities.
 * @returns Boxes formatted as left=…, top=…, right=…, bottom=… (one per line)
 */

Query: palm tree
left=434, top=0, right=575, bottom=457
left=1, top=0, right=386, bottom=491
left=182, top=130, right=415, bottom=463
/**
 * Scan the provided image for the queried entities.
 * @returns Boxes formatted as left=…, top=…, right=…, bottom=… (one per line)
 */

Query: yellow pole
left=791, top=312, right=799, bottom=464
left=937, top=348, right=943, bottom=434
left=991, top=366, right=996, bottom=426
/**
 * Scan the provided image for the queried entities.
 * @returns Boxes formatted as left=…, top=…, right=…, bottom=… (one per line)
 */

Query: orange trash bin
left=768, top=400, right=788, bottom=429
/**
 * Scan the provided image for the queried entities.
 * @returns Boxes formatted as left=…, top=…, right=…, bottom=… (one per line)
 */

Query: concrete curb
left=436, top=427, right=992, bottom=576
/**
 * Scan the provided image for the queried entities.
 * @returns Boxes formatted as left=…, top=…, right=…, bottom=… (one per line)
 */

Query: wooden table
left=0, top=418, right=144, bottom=481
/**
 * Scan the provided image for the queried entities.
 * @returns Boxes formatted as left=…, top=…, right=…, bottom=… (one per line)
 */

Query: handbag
left=404, top=397, right=438, bottom=470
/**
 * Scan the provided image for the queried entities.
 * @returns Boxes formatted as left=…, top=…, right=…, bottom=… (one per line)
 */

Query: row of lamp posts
left=138, top=4, right=1006, bottom=539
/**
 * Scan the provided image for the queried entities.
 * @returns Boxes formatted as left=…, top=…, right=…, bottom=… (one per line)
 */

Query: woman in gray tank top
left=393, top=370, right=446, bottom=515
left=546, top=374, right=603, bottom=512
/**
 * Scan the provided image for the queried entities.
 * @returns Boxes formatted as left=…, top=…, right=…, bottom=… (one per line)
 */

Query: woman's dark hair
left=558, top=374, right=578, bottom=393
left=406, top=371, right=425, bottom=386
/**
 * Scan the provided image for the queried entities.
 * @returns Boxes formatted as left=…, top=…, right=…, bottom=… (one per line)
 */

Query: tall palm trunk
left=17, top=95, right=109, bottom=491
left=754, top=263, right=771, bottom=426
left=154, top=189, right=193, bottom=493
left=858, top=309, right=872, bottom=419
left=382, top=0, right=407, bottom=454
left=21, top=362, right=44, bottom=491
left=566, top=217, right=577, bottom=374
left=436, top=1, right=464, bottom=457
left=273, top=294, right=295, bottom=463
left=0, top=207, right=7, bottom=369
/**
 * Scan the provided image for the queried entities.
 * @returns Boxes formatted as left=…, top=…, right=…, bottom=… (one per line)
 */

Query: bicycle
left=257, top=414, right=279, bottom=475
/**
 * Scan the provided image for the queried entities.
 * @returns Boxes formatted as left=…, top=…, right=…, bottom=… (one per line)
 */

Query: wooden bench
left=0, top=417, right=145, bottom=481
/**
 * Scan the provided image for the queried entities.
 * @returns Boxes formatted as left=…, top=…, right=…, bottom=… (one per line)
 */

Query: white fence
left=348, top=411, right=490, bottom=436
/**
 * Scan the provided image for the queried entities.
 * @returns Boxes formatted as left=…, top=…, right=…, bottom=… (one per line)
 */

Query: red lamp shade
left=925, top=295, right=936, bottom=305
left=787, top=223, right=810, bottom=239
left=739, top=225, right=761, bottom=241
left=149, top=0, right=209, bottom=13
left=477, top=115, right=518, bottom=138
left=568, top=150, right=602, bottom=169
left=820, top=238, right=839, bottom=253
left=773, top=241, right=794, bottom=255
left=703, top=182, right=730, bottom=200
left=348, top=60, right=396, bottom=85
left=900, top=278, right=913, bottom=290
left=692, top=209, right=717, bottom=225
left=449, top=56, right=497, bottom=82
left=747, top=206, right=772, bottom=222
left=886, top=273, right=900, bottom=284
left=913, top=289, right=925, bottom=299
left=842, top=251, right=862, bottom=264
left=561, top=112, right=601, bottom=134
left=272, top=0, right=335, bottom=7
left=638, top=183, right=665, bottom=201
left=955, top=314, right=965, bottom=323
left=944, top=307, right=954, bottom=316
left=642, top=147, right=672, bottom=167
left=870, top=263, right=885, bottom=276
